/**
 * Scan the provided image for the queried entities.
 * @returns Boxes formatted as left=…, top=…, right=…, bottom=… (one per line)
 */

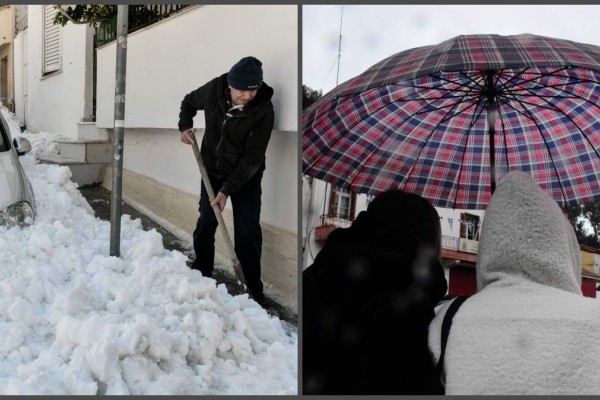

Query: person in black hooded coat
left=302, top=189, right=447, bottom=395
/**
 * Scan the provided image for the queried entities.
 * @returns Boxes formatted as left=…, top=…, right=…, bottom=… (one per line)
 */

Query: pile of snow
left=0, top=107, right=297, bottom=395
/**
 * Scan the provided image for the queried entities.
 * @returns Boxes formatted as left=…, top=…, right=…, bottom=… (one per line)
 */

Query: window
left=460, top=212, right=480, bottom=241
left=328, top=186, right=356, bottom=220
left=43, top=5, right=62, bottom=74
left=16, top=5, right=28, bottom=33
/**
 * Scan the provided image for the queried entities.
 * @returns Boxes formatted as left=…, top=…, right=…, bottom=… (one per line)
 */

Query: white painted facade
left=94, top=5, right=298, bottom=233
left=13, top=5, right=94, bottom=137
left=0, top=6, right=16, bottom=111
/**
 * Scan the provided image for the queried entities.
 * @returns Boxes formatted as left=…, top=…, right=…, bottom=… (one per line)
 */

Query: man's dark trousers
left=192, top=174, right=264, bottom=296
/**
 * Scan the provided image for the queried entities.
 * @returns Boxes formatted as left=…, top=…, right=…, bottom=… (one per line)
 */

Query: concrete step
left=77, top=121, right=108, bottom=141
left=38, top=155, right=109, bottom=187
left=58, top=140, right=112, bottom=163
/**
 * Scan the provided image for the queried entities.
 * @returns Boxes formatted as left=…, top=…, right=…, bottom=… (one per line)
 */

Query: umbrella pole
left=487, top=104, right=497, bottom=194
left=486, top=70, right=497, bottom=194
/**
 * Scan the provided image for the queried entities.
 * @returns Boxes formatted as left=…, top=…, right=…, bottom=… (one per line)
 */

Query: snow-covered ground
left=0, top=107, right=297, bottom=395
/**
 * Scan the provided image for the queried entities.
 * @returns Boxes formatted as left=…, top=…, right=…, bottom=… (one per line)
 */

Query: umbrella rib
left=517, top=104, right=569, bottom=207
left=443, top=99, right=482, bottom=126
left=398, top=82, right=475, bottom=95
left=343, top=93, right=472, bottom=191
left=400, top=71, right=486, bottom=96
left=508, top=91, right=600, bottom=161
left=449, top=94, right=490, bottom=209
left=500, top=92, right=569, bottom=113
left=499, top=68, right=600, bottom=108
left=303, top=94, right=404, bottom=175
left=401, top=94, right=485, bottom=209
left=416, top=73, right=486, bottom=122
left=415, top=95, right=479, bottom=119
left=435, top=70, right=487, bottom=89
left=345, top=76, right=484, bottom=190
left=400, top=92, right=476, bottom=195
left=495, top=67, right=530, bottom=93
left=500, top=107, right=510, bottom=175
left=507, top=79, right=600, bottom=113
left=498, top=66, right=571, bottom=92
left=501, top=81, right=600, bottom=161
left=498, top=97, right=537, bottom=123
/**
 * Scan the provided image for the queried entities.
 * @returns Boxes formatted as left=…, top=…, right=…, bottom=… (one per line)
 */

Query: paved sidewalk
left=78, top=184, right=297, bottom=325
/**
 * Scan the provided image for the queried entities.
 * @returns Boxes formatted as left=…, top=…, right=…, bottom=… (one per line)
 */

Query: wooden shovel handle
left=190, top=134, right=248, bottom=289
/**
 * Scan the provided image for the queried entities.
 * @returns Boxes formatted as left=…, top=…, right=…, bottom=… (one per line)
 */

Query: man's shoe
left=190, top=261, right=212, bottom=278
left=250, top=291, right=266, bottom=306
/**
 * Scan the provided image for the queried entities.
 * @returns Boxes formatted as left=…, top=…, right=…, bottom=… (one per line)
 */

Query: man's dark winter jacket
left=178, top=73, right=274, bottom=196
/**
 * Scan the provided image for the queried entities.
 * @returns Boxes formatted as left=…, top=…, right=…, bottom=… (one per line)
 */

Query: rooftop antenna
left=322, top=5, right=344, bottom=225
left=336, top=5, right=344, bottom=86
left=304, top=6, right=345, bottom=268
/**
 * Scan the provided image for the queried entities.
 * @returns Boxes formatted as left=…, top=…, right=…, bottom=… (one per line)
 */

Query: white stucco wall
left=95, top=5, right=298, bottom=131
left=13, top=32, right=25, bottom=126
left=95, top=5, right=298, bottom=233
left=116, top=128, right=297, bottom=232
left=21, top=5, right=91, bottom=138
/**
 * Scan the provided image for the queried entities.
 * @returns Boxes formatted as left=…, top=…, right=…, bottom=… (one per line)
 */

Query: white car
left=0, top=112, right=35, bottom=227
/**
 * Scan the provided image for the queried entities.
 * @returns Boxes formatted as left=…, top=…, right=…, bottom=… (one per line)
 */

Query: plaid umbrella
left=303, top=33, right=600, bottom=209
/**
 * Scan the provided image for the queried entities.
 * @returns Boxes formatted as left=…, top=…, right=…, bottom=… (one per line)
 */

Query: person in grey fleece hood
left=429, top=171, right=600, bottom=395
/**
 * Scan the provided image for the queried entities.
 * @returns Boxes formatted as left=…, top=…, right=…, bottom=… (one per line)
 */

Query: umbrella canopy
left=303, top=33, right=600, bottom=209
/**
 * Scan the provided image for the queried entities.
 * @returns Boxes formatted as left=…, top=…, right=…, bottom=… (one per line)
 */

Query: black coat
left=303, top=209, right=447, bottom=395
left=178, top=73, right=275, bottom=196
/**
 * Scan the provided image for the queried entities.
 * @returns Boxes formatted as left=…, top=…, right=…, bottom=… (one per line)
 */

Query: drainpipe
left=109, top=5, right=128, bottom=256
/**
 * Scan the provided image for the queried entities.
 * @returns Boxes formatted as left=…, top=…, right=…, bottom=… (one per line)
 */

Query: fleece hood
left=476, top=171, right=581, bottom=295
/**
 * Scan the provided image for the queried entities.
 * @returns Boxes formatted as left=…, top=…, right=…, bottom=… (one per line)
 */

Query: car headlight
left=0, top=201, right=34, bottom=227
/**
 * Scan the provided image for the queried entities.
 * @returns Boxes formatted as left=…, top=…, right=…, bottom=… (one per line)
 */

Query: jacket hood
left=477, top=171, right=581, bottom=294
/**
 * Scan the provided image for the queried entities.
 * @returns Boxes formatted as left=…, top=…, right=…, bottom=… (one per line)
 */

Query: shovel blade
left=232, top=259, right=248, bottom=288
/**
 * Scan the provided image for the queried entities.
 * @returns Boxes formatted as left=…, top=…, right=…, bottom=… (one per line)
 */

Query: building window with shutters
left=328, top=186, right=356, bottom=221
left=460, top=212, right=480, bottom=241
left=42, top=5, right=62, bottom=75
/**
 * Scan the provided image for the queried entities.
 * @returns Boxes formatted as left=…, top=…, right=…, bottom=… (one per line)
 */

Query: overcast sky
left=303, top=5, right=600, bottom=94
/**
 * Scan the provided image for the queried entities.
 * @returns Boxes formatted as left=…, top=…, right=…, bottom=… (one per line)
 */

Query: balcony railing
left=314, top=213, right=353, bottom=242
left=320, top=213, right=353, bottom=229
left=442, top=235, right=459, bottom=250
left=96, top=5, right=190, bottom=47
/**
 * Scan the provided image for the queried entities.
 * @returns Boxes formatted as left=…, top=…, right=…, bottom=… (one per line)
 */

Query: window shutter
left=328, top=186, right=337, bottom=216
left=350, top=193, right=357, bottom=220
left=43, top=5, right=62, bottom=74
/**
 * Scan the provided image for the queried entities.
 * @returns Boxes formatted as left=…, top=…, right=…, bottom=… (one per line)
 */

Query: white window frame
left=335, top=189, right=351, bottom=217
left=329, top=186, right=356, bottom=220
left=460, top=212, right=480, bottom=241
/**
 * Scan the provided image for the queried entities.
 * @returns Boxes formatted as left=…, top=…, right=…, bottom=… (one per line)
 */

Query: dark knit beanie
left=228, top=56, right=263, bottom=90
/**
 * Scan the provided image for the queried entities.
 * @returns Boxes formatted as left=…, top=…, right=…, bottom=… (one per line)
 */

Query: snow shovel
left=190, top=133, right=248, bottom=290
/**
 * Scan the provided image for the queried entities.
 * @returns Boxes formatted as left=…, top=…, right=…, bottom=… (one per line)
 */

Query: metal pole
left=485, top=70, right=497, bottom=194
left=110, top=5, right=128, bottom=256
left=335, top=5, right=344, bottom=87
